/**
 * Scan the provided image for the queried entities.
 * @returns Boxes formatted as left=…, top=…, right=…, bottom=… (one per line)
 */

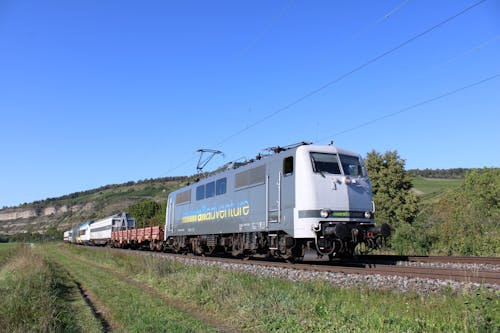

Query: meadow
left=411, top=176, right=463, bottom=201
left=0, top=243, right=497, bottom=332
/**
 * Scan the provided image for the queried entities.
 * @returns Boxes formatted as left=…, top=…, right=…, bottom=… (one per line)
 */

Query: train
left=64, top=213, right=136, bottom=246
left=65, top=142, right=391, bottom=260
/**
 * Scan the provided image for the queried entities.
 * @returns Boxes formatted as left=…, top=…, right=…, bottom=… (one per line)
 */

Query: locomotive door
left=266, top=169, right=281, bottom=227
left=166, top=197, right=174, bottom=234
left=266, top=156, right=294, bottom=228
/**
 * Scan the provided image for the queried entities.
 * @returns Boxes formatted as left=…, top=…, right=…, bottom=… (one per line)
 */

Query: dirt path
left=53, top=248, right=240, bottom=333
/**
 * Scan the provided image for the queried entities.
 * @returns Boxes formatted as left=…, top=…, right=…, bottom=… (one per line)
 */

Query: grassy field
left=2, top=243, right=496, bottom=332
left=0, top=244, right=103, bottom=332
left=411, top=176, right=463, bottom=201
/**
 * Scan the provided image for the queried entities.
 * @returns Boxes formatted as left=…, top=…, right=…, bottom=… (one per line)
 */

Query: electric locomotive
left=164, top=142, right=390, bottom=260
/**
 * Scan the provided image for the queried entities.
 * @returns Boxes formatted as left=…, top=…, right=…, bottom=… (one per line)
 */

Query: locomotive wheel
left=172, top=240, right=182, bottom=253
left=231, top=235, right=244, bottom=257
left=207, top=246, right=216, bottom=256
left=354, top=241, right=370, bottom=255
left=290, top=242, right=305, bottom=262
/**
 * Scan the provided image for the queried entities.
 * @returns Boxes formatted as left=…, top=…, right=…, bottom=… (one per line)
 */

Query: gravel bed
left=396, top=261, right=500, bottom=272
left=155, top=254, right=499, bottom=295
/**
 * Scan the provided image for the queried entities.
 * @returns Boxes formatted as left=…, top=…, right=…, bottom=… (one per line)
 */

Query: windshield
left=339, top=154, right=364, bottom=177
left=310, top=153, right=341, bottom=174
left=310, top=152, right=365, bottom=176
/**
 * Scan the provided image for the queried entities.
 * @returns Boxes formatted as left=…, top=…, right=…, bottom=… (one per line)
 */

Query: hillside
left=411, top=176, right=463, bottom=201
left=0, top=177, right=187, bottom=236
left=0, top=171, right=464, bottom=238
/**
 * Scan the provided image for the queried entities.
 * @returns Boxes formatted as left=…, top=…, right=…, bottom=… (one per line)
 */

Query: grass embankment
left=49, top=245, right=499, bottom=332
left=0, top=244, right=102, bottom=333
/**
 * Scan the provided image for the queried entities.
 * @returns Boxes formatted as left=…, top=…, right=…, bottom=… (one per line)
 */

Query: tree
left=127, top=199, right=164, bottom=228
left=432, top=168, right=499, bottom=255
left=365, top=150, right=419, bottom=230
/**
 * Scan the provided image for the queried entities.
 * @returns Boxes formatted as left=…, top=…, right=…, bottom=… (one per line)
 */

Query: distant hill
left=0, top=177, right=187, bottom=237
left=407, top=168, right=469, bottom=179
left=410, top=176, right=463, bottom=201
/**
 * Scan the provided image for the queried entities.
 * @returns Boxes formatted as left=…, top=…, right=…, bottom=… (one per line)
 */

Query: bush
left=431, top=168, right=500, bottom=256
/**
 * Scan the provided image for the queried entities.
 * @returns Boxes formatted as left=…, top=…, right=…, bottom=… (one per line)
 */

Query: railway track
left=224, top=256, right=500, bottom=285
left=297, top=261, right=499, bottom=285
left=83, top=246, right=500, bottom=286
left=353, top=254, right=500, bottom=266
left=144, top=250, right=500, bottom=286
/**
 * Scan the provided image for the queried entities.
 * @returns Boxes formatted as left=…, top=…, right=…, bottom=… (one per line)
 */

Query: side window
left=196, top=185, right=205, bottom=201
left=206, top=181, right=215, bottom=198
left=216, top=177, right=227, bottom=195
left=283, top=156, right=293, bottom=175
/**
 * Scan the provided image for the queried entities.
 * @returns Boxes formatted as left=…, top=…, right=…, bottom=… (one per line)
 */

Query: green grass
left=0, top=245, right=103, bottom=333
left=44, top=245, right=218, bottom=333
left=411, top=176, right=463, bottom=201
left=52, top=245, right=500, bottom=332
left=0, top=243, right=18, bottom=267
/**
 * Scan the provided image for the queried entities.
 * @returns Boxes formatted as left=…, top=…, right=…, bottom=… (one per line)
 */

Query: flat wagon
left=112, top=226, right=164, bottom=250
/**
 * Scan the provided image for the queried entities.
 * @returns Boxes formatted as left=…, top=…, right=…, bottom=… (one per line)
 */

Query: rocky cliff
left=0, top=177, right=184, bottom=237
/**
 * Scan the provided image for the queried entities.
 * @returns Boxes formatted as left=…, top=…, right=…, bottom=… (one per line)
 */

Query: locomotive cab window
left=283, top=156, right=293, bottom=175
left=310, top=152, right=341, bottom=175
left=339, top=154, right=364, bottom=177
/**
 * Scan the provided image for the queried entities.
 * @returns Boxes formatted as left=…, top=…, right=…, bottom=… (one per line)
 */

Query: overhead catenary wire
left=350, top=0, right=413, bottom=40
left=163, top=73, right=498, bottom=177
left=162, top=0, right=488, bottom=176
left=238, top=0, right=296, bottom=58
left=316, top=73, right=500, bottom=143
left=437, top=34, right=500, bottom=68
left=212, top=0, right=487, bottom=148
left=160, top=1, right=422, bottom=178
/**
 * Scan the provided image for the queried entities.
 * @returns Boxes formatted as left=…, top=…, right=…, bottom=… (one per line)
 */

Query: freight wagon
left=112, top=225, right=164, bottom=250
left=89, top=213, right=136, bottom=246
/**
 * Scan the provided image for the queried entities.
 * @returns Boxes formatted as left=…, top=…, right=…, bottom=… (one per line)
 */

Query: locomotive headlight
left=344, top=176, right=351, bottom=185
left=320, top=209, right=330, bottom=218
left=364, top=211, right=372, bottom=219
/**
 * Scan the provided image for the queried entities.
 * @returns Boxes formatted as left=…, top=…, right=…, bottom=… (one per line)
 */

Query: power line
left=163, top=155, right=198, bottom=177
left=440, top=34, right=500, bottom=67
left=165, top=73, right=498, bottom=177
left=238, top=0, right=296, bottom=58
left=213, top=0, right=486, bottom=148
left=317, top=73, right=499, bottom=142
left=351, top=0, right=413, bottom=40
left=162, top=0, right=487, bottom=176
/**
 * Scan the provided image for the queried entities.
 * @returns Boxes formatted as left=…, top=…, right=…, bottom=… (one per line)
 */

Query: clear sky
left=1, top=0, right=499, bottom=208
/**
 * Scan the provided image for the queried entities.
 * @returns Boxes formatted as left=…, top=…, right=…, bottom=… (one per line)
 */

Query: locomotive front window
left=339, top=154, right=364, bottom=177
left=310, top=153, right=341, bottom=174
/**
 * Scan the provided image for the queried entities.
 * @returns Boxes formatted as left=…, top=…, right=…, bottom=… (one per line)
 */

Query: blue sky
left=1, top=0, right=499, bottom=208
